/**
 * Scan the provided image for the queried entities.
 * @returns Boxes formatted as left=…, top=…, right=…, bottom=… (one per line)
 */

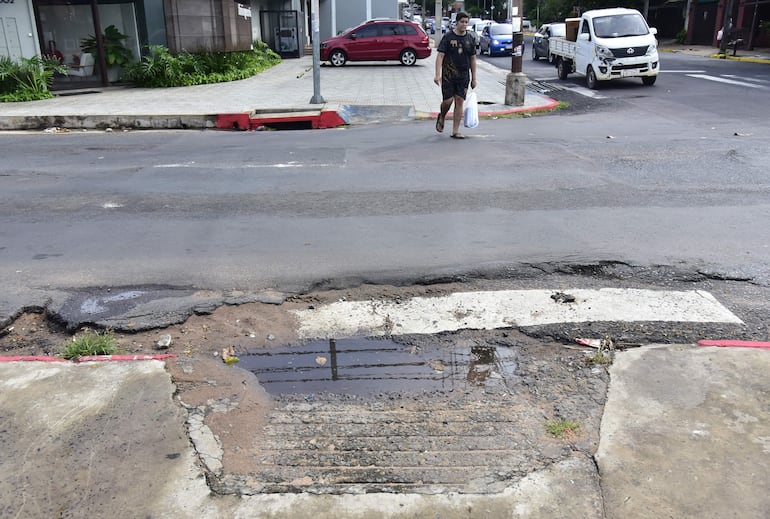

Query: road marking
left=720, top=74, right=770, bottom=84
left=527, top=79, right=608, bottom=98
left=561, top=85, right=608, bottom=98
left=154, top=163, right=195, bottom=168
left=292, top=289, right=742, bottom=339
left=686, top=74, right=765, bottom=88
left=660, top=70, right=705, bottom=73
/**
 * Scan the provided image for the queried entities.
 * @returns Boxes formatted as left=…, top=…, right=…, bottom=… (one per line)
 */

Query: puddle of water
left=239, top=338, right=517, bottom=395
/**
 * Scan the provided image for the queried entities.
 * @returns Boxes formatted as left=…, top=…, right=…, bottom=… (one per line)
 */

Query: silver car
left=531, top=22, right=566, bottom=62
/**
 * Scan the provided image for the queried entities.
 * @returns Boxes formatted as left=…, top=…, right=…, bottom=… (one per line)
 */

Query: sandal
left=450, top=133, right=466, bottom=139
left=436, top=114, right=445, bottom=133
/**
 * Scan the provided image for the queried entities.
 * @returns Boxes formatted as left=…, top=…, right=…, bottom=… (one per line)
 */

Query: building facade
left=1, top=0, right=402, bottom=87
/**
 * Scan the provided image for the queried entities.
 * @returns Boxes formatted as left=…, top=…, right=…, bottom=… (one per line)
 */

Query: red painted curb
left=427, top=99, right=561, bottom=119
left=216, top=113, right=251, bottom=130
left=216, top=110, right=347, bottom=130
left=697, top=340, right=770, bottom=349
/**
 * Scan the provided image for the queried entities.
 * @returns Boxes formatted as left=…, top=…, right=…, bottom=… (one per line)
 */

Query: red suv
left=320, top=19, right=431, bottom=67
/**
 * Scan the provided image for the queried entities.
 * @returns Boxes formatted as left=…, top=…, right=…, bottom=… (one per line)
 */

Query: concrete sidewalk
left=2, top=343, right=768, bottom=518
left=1, top=41, right=767, bottom=131
left=660, top=40, right=770, bottom=63
left=0, top=51, right=556, bottom=131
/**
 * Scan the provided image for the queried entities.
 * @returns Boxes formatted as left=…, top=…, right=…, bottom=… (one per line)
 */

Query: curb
left=696, top=339, right=770, bottom=349
left=0, top=354, right=176, bottom=362
left=0, top=115, right=218, bottom=131
left=422, top=100, right=561, bottom=119
left=216, top=108, right=348, bottom=131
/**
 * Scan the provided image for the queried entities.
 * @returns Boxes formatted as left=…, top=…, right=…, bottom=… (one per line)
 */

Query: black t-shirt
left=437, top=30, right=476, bottom=81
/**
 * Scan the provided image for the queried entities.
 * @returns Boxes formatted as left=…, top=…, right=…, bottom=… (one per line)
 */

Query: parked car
left=425, top=18, right=448, bottom=34
left=479, top=23, right=514, bottom=56
left=320, top=19, right=431, bottom=67
left=532, top=22, right=565, bottom=62
left=473, top=20, right=493, bottom=47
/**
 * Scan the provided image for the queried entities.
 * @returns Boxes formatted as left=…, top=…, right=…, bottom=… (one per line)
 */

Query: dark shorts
left=441, top=77, right=470, bottom=101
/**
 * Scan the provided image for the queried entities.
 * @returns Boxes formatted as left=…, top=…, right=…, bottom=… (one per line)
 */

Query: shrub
left=676, top=29, right=687, bottom=44
left=124, top=42, right=281, bottom=88
left=0, top=55, right=65, bottom=102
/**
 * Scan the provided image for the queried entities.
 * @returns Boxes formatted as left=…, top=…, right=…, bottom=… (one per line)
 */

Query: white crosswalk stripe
left=721, top=74, right=770, bottom=84
left=292, top=289, right=742, bottom=339
left=686, top=74, right=766, bottom=88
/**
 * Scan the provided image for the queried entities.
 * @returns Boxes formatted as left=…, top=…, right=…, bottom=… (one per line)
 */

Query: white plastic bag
left=464, top=90, right=479, bottom=129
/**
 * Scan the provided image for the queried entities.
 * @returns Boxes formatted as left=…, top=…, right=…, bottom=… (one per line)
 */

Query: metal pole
left=719, top=0, right=734, bottom=55
left=310, top=0, right=325, bottom=104
left=748, top=0, right=759, bottom=49
left=504, top=0, right=525, bottom=106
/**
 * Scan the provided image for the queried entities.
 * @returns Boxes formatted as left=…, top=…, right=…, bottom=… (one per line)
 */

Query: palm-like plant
left=80, top=24, right=133, bottom=67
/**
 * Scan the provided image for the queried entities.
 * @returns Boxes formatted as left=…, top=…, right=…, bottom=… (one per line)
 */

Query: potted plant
left=80, top=24, right=133, bottom=82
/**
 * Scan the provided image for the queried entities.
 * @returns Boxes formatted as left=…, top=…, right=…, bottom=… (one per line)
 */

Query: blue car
left=480, top=23, right=513, bottom=56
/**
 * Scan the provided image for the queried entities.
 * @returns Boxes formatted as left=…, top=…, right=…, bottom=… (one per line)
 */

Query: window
left=353, top=25, right=379, bottom=38
left=382, top=23, right=407, bottom=36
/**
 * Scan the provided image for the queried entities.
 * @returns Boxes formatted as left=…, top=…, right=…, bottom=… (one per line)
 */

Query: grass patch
left=545, top=419, right=581, bottom=438
left=61, top=329, right=118, bottom=359
left=587, top=351, right=613, bottom=365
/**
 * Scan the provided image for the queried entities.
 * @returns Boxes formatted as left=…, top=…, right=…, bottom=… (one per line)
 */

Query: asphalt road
left=1, top=74, right=769, bottom=329
left=484, top=46, right=770, bottom=123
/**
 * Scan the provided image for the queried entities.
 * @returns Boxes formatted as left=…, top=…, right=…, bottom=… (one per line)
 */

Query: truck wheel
left=642, top=76, right=657, bottom=86
left=586, top=66, right=598, bottom=89
left=557, top=58, right=569, bottom=80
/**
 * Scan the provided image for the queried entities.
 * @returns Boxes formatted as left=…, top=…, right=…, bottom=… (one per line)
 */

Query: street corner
left=596, top=344, right=770, bottom=518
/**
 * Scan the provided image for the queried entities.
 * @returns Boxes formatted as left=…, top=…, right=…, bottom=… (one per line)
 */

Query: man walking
left=434, top=11, right=478, bottom=139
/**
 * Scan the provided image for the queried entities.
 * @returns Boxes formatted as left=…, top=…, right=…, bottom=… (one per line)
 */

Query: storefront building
left=2, top=0, right=253, bottom=87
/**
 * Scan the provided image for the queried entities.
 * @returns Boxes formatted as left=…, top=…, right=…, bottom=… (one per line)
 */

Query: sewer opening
left=239, top=337, right=517, bottom=395
left=257, top=120, right=314, bottom=131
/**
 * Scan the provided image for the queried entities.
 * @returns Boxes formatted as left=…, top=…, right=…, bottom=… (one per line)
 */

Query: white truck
left=549, top=8, right=659, bottom=89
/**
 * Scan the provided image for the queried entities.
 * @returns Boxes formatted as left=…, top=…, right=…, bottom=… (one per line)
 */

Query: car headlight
left=320, top=42, right=327, bottom=49
left=596, top=45, right=613, bottom=59
left=492, top=39, right=500, bottom=45
left=646, top=41, right=657, bottom=54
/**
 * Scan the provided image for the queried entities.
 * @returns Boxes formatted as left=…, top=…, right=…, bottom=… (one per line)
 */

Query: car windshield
left=592, top=14, right=649, bottom=38
left=550, top=23, right=566, bottom=37
left=490, top=24, right=513, bottom=36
